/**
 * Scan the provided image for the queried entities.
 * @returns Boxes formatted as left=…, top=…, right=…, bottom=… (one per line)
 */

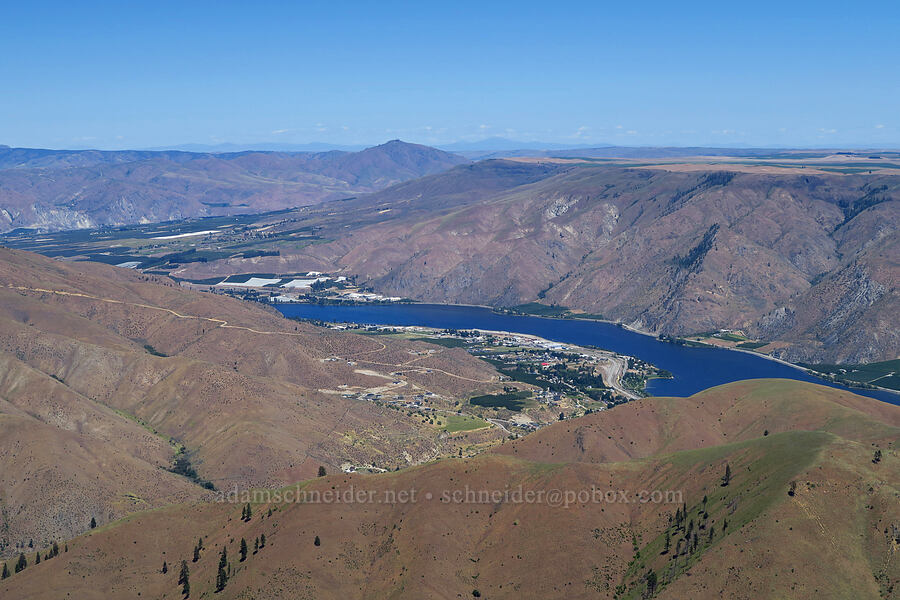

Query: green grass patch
left=619, top=430, right=832, bottom=599
left=714, top=332, right=748, bottom=342
left=440, top=414, right=491, bottom=432
left=410, top=336, right=469, bottom=348
left=509, top=302, right=570, bottom=317
left=736, top=341, right=767, bottom=349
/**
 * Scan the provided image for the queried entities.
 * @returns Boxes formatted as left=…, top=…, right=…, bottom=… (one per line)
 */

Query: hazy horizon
left=2, top=1, right=898, bottom=150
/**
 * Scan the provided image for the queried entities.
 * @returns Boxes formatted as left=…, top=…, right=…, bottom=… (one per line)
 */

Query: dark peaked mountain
left=0, top=141, right=467, bottom=232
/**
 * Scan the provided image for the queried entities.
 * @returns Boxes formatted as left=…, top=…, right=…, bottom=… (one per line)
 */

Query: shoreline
left=275, top=298, right=900, bottom=398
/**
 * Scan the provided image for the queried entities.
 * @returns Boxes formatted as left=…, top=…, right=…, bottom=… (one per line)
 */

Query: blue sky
left=1, top=0, right=898, bottom=149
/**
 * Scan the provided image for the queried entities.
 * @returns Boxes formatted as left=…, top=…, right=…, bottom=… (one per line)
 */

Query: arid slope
left=0, top=247, right=500, bottom=555
left=2, top=379, right=897, bottom=599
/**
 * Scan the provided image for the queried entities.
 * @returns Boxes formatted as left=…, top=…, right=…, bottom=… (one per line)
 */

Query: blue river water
left=274, top=303, right=900, bottom=405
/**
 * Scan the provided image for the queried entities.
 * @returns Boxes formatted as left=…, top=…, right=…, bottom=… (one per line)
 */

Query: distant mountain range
left=0, top=140, right=467, bottom=232
left=144, top=141, right=369, bottom=153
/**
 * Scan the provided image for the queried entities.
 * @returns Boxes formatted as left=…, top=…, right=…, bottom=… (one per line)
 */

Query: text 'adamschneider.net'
left=218, top=485, right=683, bottom=509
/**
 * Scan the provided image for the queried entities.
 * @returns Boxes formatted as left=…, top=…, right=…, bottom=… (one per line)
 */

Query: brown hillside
left=235, top=163, right=898, bottom=363
left=494, top=378, right=900, bottom=464
left=0, top=247, right=501, bottom=555
left=2, top=379, right=897, bottom=599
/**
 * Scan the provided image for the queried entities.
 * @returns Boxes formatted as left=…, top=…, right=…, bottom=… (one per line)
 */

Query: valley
left=5, top=150, right=896, bottom=365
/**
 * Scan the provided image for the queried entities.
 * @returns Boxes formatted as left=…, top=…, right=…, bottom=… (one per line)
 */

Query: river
left=274, top=303, right=900, bottom=405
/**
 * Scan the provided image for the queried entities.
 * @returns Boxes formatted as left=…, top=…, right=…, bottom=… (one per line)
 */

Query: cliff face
left=298, top=164, right=898, bottom=363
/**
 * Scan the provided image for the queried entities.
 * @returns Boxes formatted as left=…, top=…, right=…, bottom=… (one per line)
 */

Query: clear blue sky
left=1, top=0, right=898, bottom=149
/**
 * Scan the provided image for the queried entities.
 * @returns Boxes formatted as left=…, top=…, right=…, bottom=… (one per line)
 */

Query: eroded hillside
left=2, top=379, right=897, bottom=599
left=0, top=248, right=502, bottom=553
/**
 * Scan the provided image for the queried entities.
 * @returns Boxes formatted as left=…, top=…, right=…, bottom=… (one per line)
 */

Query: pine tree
left=162, top=561, right=168, bottom=574
left=663, top=530, right=671, bottom=554
left=240, top=538, right=248, bottom=562
left=646, top=569, right=658, bottom=594
left=314, top=535, right=321, bottom=547
left=318, top=466, right=327, bottom=477
left=52, top=541, right=59, bottom=557
left=260, top=533, right=266, bottom=548
left=708, top=525, right=715, bottom=542
left=721, top=463, right=731, bottom=487
left=15, top=553, right=26, bottom=573
left=2, top=562, right=9, bottom=579
left=240, top=505, right=246, bottom=521
left=215, top=546, right=229, bottom=592
left=35, top=552, right=40, bottom=565
left=178, top=560, right=189, bottom=585
left=245, top=504, right=252, bottom=521
left=183, top=579, right=190, bottom=598
left=254, top=537, right=259, bottom=554
left=193, top=543, right=200, bottom=562
left=90, top=516, right=97, bottom=529
left=873, top=449, right=883, bottom=464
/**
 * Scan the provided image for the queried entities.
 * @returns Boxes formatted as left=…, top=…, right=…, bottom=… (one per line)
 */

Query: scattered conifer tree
left=873, top=449, right=882, bottom=464
left=162, top=561, right=168, bottom=574
left=90, top=517, right=97, bottom=529
left=314, top=535, right=321, bottom=547
left=215, top=560, right=228, bottom=591
left=721, top=463, right=731, bottom=487
left=646, top=569, right=658, bottom=594
left=15, top=553, right=27, bottom=573
left=260, top=533, right=266, bottom=548
left=35, top=552, right=40, bottom=565
left=318, top=466, right=327, bottom=477
left=240, top=538, right=248, bottom=562
left=179, top=560, right=191, bottom=597
left=51, top=541, right=59, bottom=557
left=254, top=537, right=259, bottom=554
left=663, top=530, right=670, bottom=554
left=2, top=562, right=9, bottom=579
left=788, top=481, right=797, bottom=497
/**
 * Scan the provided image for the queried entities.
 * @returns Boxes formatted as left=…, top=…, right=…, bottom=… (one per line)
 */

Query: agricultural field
left=801, top=359, right=900, bottom=391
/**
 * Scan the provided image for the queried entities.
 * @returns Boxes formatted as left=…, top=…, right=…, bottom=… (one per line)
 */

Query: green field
left=508, top=302, right=570, bottom=317
left=736, top=341, right=767, bottom=349
left=410, top=336, right=470, bottom=348
left=800, top=359, right=900, bottom=391
left=439, top=414, right=490, bottom=432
